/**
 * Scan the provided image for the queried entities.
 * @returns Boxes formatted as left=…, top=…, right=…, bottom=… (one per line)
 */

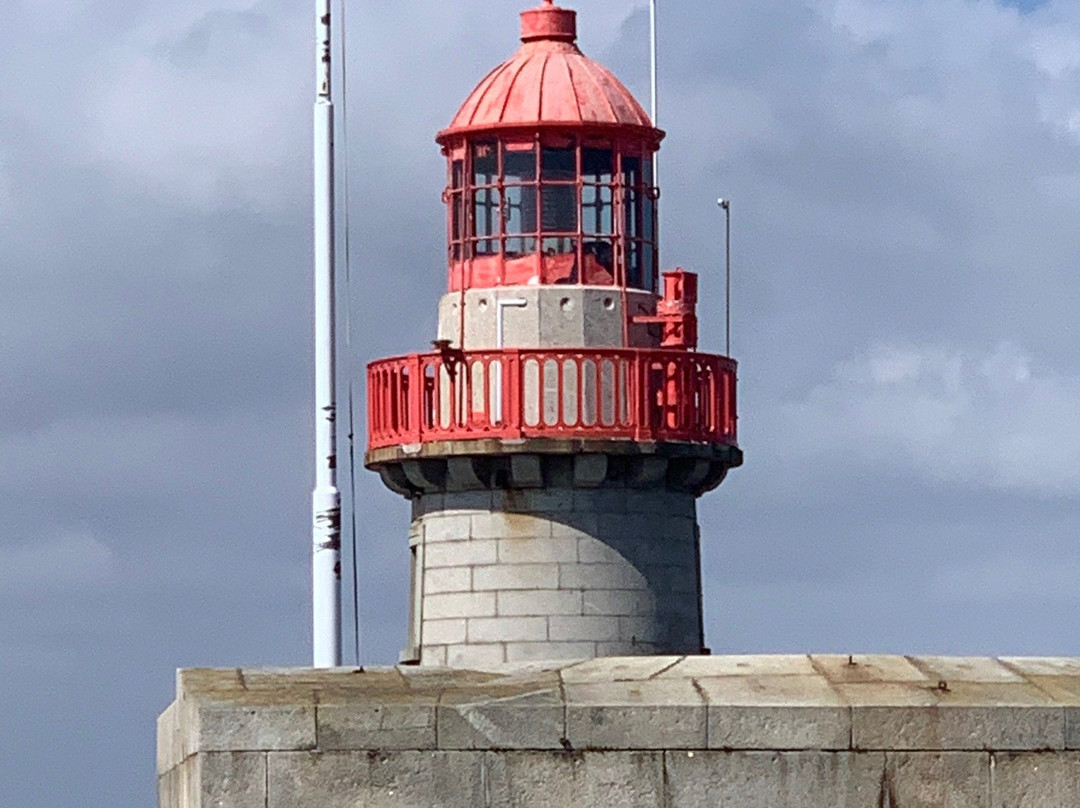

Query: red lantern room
left=366, top=0, right=742, bottom=668
left=438, top=0, right=661, bottom=295
left=367, top=0, right=741, bottom=456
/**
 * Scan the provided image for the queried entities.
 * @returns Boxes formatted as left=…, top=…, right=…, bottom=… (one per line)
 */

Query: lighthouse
left=157, top=7, right=1080, bottom=804
left=365, top=0, right=741, bottom=668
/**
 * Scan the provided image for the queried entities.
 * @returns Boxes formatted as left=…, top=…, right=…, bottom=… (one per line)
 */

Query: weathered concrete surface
left=664, top=751, right=884, bottom=807
left=159, top=656, right=1080, bottom=807
left=436, top=287, right=659, bottom=351
left=991, top=752, right=1080, bottom=807
left=411, top=487, right=704, bottom=665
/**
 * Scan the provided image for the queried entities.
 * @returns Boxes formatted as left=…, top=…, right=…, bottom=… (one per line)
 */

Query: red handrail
left=366, top=348, right=737, bottom=451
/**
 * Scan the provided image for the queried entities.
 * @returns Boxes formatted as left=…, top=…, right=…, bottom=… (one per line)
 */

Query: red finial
left=521, top=1, right=577, bottom=44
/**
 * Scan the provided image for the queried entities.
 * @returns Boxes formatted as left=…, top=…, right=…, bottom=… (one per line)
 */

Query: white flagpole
left=312, top=0, right=342, bottom=668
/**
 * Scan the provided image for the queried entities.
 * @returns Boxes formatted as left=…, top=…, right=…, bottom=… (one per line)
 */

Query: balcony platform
left=367, top=347, right=740, bottom=500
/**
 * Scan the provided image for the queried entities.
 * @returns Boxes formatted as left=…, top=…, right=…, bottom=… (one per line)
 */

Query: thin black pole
left=718, top=198, right=731, bottom=356
left=726, top=202, right=731, bottom=356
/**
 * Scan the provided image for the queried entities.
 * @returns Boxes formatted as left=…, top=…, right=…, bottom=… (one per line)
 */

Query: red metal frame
left=443, top=134, right=659, bottom=296
left=367, top=348, right=737, bottom=451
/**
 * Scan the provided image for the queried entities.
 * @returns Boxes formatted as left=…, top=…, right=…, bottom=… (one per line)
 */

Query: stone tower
left=365, top=0, right=741, bottom=668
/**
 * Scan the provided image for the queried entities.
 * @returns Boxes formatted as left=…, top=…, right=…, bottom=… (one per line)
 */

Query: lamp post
left=717, top=198, right=731, bottom=356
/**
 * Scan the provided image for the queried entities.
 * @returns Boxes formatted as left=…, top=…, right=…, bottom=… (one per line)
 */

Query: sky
left=1, top=0, right=1078, bottom=804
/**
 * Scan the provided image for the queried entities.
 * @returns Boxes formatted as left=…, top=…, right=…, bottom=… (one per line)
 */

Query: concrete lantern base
left=367, top=442, right=743, bottom=667
left=409, top=486, right=704, bottom=667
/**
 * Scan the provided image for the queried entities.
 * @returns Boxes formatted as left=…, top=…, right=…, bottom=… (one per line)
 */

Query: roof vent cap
left=520, top=0, right=577, bottom=44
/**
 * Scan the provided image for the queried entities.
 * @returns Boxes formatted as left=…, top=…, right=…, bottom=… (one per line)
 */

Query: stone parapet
left=159, top=656, right=1080, bottom=807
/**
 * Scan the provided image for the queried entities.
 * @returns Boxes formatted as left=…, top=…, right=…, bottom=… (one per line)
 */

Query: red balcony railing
left=367, top=348, right=737, bottom=452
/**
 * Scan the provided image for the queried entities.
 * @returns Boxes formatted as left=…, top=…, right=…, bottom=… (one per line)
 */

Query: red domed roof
left=438, top=1, right=661, bottom=145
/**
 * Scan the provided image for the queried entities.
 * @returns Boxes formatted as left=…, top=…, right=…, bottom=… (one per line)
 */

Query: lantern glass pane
left=542, top=145, right=576, bottom=181
left=473, top=141, right=498, bottom=184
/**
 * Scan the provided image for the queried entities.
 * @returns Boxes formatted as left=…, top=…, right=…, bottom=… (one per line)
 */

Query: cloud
left=767, top=342, right=1080, bottom=496
left=0, top=531, right=119, bottom=594
left=79, top=2, right=309, bottom=208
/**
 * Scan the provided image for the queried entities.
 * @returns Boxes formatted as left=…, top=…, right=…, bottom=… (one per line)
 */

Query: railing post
left=717, top=358, right=725, bottom=438
left=396, top=365, right=406, bottom=437
left=729, top=361, right=738, bottom=442
left=717, top=359, right=727, bottom=441
left=633, top=352, right=647, bottom=441
left=449, top=354, right=461, bottom=430
left=367, top=365, right=378, bottom=447
left=696, top=357, right=707, bottom=438
left=719, top=359, right=731, bottom=442
left=506, top=350, right=522, bottom=437
left=408, top=355, right=423, bottom=443
left=708, top=358, right=719, bottom=439
left=556, top=353, right=565, bottom=428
